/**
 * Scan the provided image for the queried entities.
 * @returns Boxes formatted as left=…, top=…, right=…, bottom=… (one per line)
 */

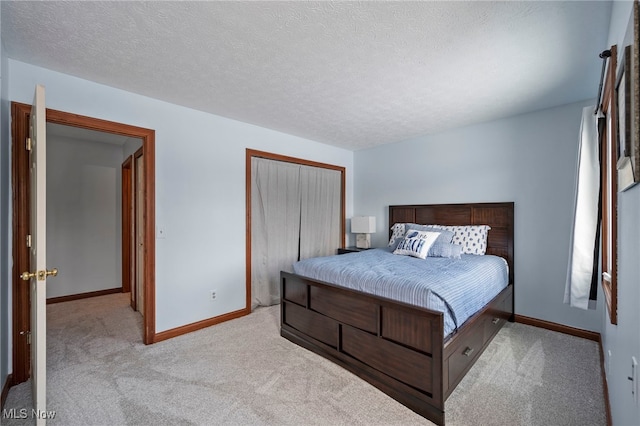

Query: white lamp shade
left=351, top=216, right=376, bottom=234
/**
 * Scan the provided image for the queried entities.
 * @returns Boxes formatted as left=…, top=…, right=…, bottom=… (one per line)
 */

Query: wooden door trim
left=10, top=102, right=157, bottom=386
left=132, top=147, right=144, bottom=313
left=121, top=156, right=133, bottom=294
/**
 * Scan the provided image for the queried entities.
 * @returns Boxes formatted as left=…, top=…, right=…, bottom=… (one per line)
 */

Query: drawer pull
left=492, top=317, right=500, bottom=324
left=462, top=347, right=474, bottom=357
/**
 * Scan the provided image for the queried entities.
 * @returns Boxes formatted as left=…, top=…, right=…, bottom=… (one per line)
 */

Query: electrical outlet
left=210, top=290, right=217, bottom=301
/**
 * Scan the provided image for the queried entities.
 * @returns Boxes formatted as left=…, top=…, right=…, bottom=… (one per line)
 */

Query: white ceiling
left=1, top=1, right=612, bottom=151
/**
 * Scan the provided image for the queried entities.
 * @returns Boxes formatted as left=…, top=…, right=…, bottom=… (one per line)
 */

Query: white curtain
left=299, top=165, right=342, bottom=260
left=564, top=106, right=600, bottom=309
left=251, top=158, right=301, bottom=309
left=251, top=157, right=342, bottom=310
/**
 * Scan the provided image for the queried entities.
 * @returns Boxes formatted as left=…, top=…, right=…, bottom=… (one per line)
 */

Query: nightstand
left=337, top=247, right=370, bottom=255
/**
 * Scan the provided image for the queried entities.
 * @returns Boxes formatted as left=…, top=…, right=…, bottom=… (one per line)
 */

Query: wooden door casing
left=121, top=156, right=133, bottom=294
left=10, top=102, right=157, bottom=390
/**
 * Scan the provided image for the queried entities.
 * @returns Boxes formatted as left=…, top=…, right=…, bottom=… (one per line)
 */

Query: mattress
left=292, top=247, right=509, bottom=338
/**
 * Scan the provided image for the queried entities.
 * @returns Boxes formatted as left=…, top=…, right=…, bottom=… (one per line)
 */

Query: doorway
left=45, top=123, right=141, bottom=303
left=10, top=102, right=157, bottom=386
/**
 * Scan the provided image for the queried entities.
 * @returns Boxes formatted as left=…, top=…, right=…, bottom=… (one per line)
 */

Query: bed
left=280, top=202, right=514, bottom=425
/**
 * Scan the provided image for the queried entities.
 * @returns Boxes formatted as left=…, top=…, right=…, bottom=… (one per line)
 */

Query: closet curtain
left=251, top=157, right=341, bottom=310
left=251, top=159, right=301, bottom=309
left=564, top=106, right=600, bottom=310
left=299, top=165, right=342, bottom=259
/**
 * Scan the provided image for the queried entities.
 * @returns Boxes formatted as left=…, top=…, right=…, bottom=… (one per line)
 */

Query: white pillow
left=393, top=230, right=441, bottom=259
left=429, top=225, right=491, bottom=255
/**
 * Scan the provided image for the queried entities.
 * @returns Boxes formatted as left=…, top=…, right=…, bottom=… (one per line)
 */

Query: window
left=601, top=45, right=618, bottom=324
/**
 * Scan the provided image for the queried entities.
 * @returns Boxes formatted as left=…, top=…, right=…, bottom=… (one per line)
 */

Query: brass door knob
left=20, top=268, right=58, bottom=281
left=20, top=271, right=37, bottom=281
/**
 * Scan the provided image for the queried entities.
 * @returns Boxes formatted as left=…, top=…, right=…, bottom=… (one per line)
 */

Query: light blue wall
left=0, top=2, right=11, bottom=395
left=602, top=2, right=640, bottom=425
left=6, top=60, right=354, bottom=336
left=354, top=99, right=602, bottom=333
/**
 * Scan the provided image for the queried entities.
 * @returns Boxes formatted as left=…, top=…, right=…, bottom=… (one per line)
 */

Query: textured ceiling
left=2, top=1, right=612, bottom=151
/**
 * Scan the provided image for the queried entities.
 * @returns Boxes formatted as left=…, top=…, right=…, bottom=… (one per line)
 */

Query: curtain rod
left=594, top=49, right=612, bottom=115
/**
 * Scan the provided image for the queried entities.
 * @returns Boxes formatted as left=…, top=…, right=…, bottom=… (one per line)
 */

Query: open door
left=21, top=84, right=57, bottom=424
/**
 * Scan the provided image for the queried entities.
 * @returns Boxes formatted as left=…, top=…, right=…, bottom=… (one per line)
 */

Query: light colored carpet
left=3, top=293, right=605, bottom=425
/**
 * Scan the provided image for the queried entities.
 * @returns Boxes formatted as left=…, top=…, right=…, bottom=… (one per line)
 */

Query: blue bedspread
left=292, top=248, right=509, bottom=338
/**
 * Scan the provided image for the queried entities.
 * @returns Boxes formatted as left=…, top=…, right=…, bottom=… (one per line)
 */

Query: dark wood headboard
left=389, top=202, right=514, bottom=284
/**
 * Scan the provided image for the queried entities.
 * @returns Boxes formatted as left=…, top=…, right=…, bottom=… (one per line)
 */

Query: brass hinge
left=26, top=234, right=32, bottom=248
left=26, top=137, right=32, bottom=152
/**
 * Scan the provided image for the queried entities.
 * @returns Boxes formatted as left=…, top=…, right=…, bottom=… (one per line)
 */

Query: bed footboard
left=280, top=271, right=446, bottom=424
left=280, top=271, right=514, bottom=425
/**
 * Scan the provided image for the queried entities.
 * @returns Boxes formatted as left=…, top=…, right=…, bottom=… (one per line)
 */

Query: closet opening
left=245, top=149, right=345, bottom=311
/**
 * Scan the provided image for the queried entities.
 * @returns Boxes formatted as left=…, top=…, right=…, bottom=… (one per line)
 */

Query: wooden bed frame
left=280, top=202, right=514, bottom=425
